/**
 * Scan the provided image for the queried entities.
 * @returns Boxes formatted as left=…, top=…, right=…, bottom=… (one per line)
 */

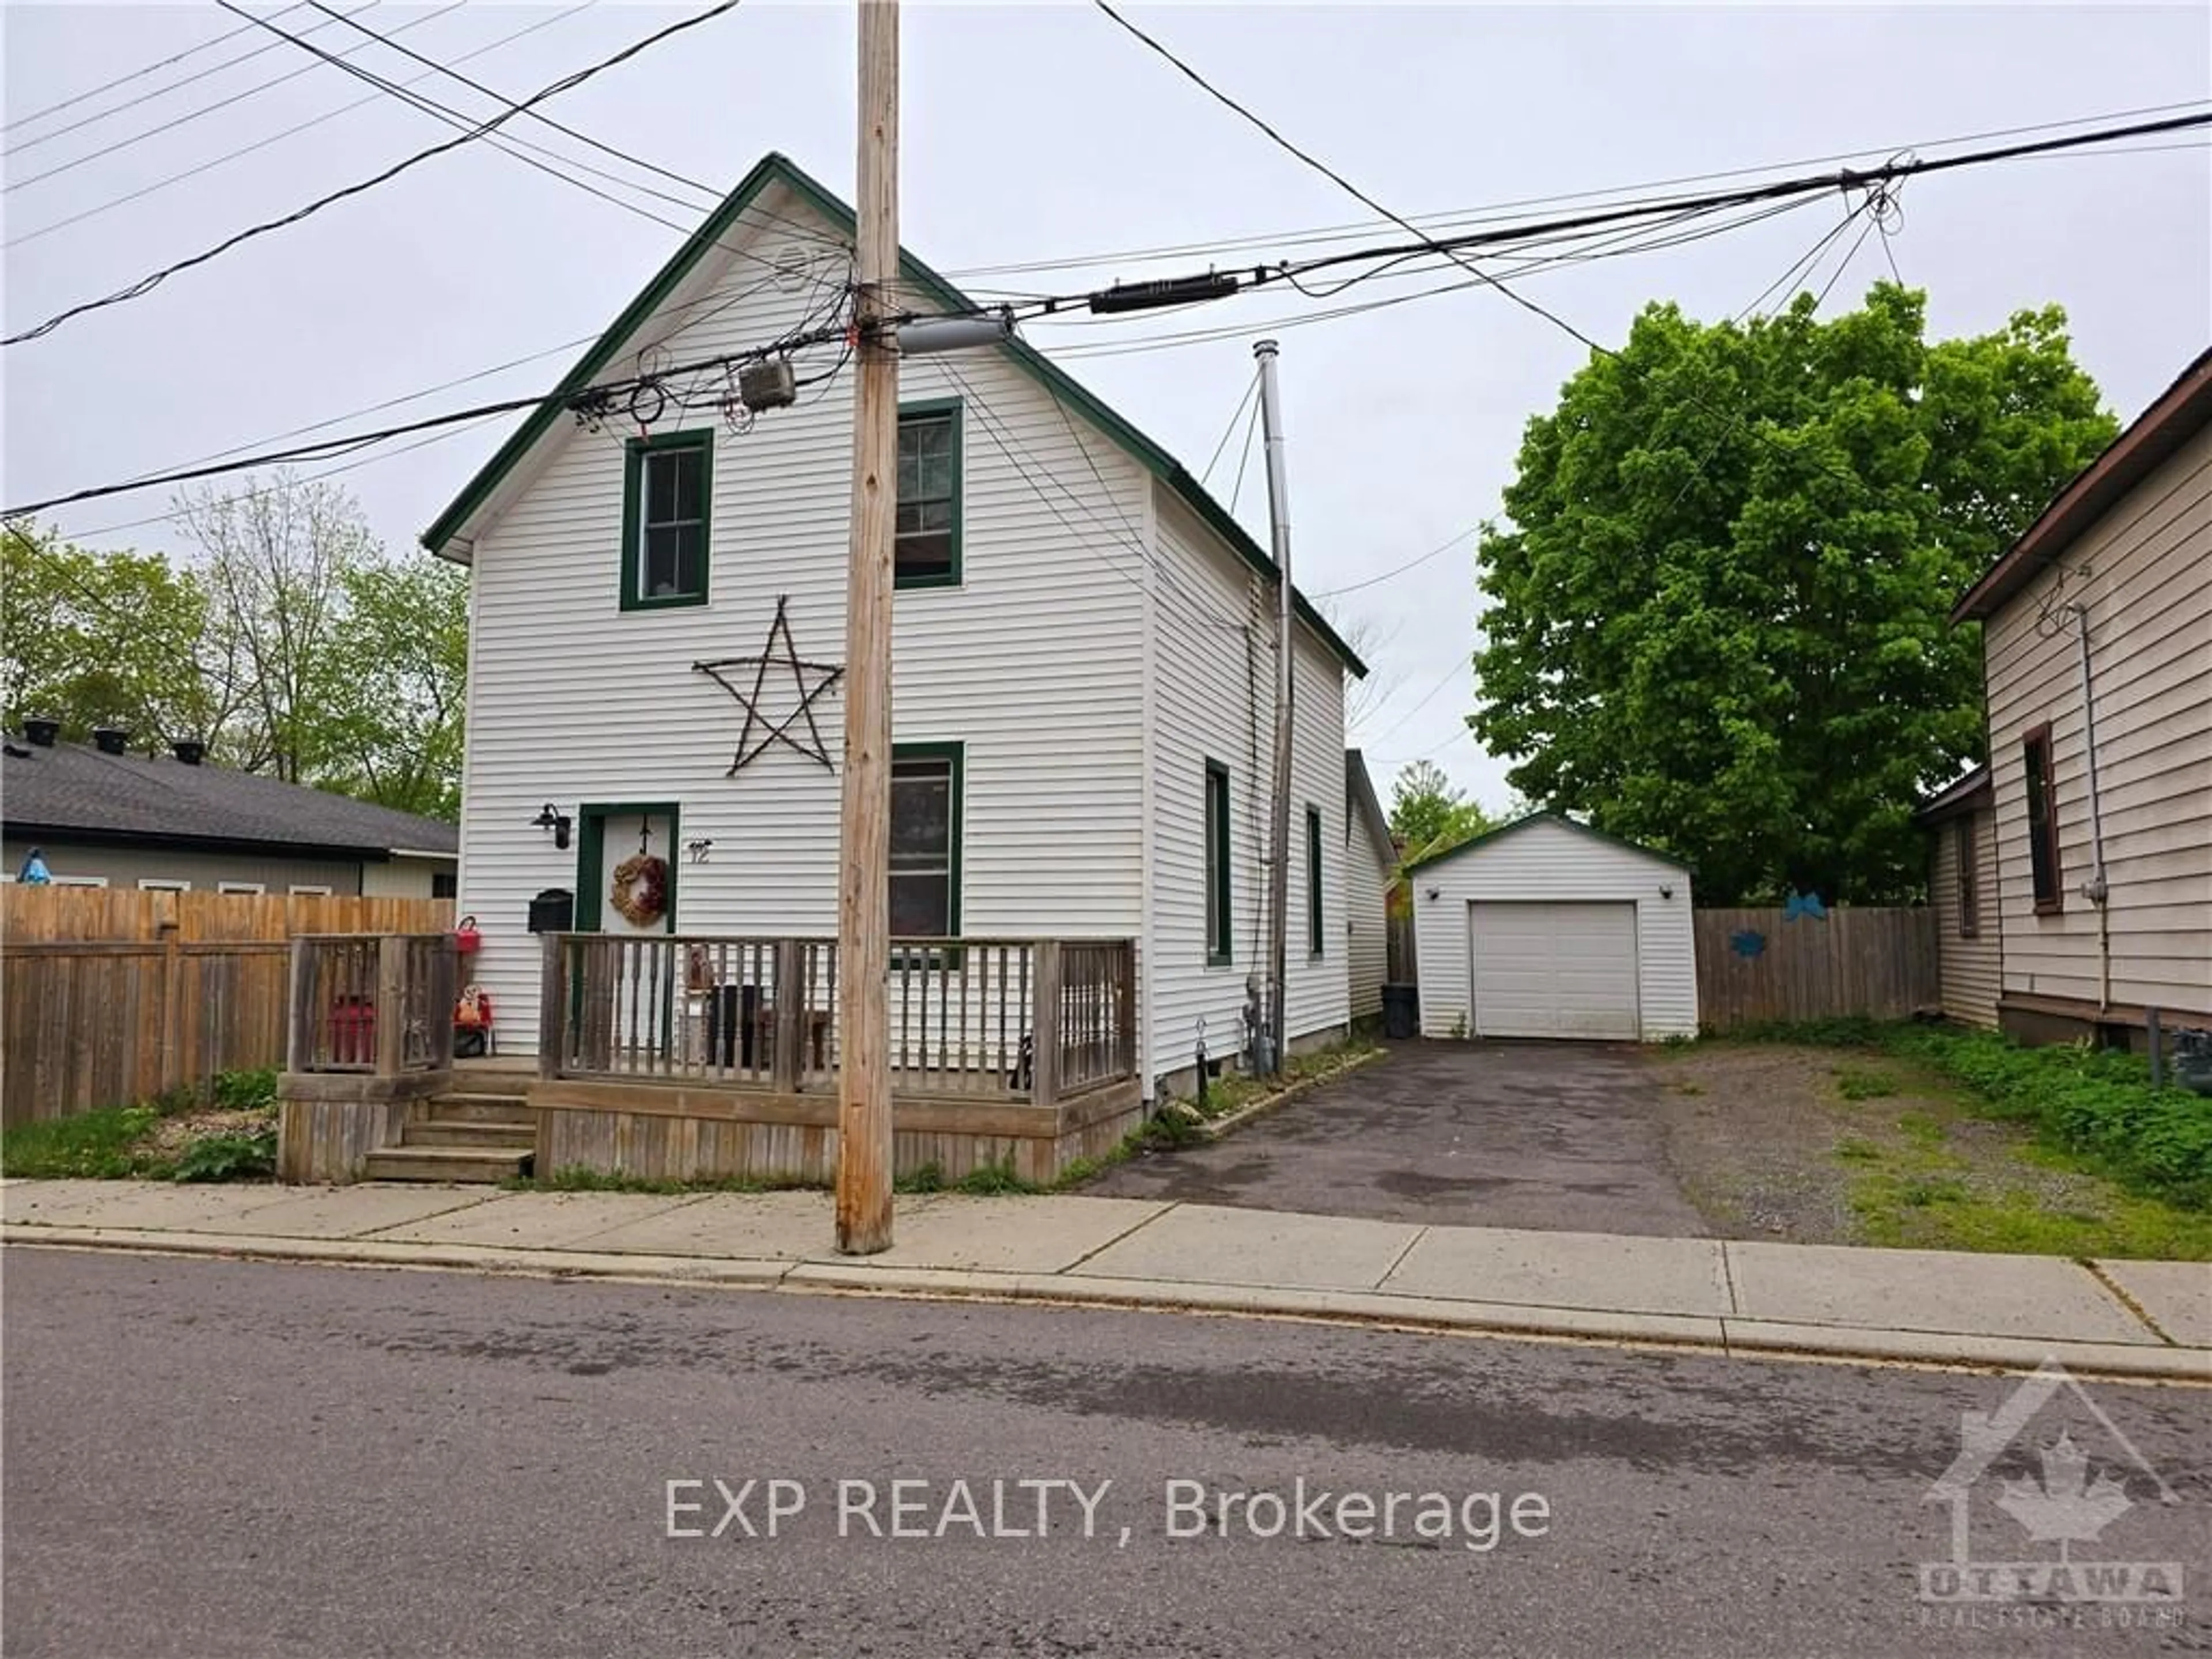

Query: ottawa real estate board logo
left=1920, top=1359, right=2184, bottom=1609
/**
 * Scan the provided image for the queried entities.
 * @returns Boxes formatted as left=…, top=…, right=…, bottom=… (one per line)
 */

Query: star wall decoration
left=692, top=595, right=844, bottom=774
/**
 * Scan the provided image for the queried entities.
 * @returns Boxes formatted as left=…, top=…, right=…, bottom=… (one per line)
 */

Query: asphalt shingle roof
left=1, top=740, right=457, bottom=857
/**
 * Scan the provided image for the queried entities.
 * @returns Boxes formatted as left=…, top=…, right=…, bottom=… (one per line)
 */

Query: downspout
left=2070, top=603, right=2111, bottom=1009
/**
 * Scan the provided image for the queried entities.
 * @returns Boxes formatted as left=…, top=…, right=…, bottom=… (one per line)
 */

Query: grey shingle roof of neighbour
left=1, top=740, right=457, bottom=857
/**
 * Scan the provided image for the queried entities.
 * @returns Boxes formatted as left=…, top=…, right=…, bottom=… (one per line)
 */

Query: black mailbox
left=527, top=888, right=574, bottom=934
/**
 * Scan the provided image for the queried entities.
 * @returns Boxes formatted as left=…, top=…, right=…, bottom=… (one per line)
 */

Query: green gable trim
left=419, top=152, right=1367, bottom=681
left=1400, top=810, right=1690, bottom=878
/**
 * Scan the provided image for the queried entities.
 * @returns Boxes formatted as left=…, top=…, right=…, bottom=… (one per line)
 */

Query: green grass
left=1850, top=1169, right=2212, bottom=1259
left=1896, top=1109, right=1947, bottom=1149
left=518, top=1165, right=826, bottom=1196
left=1832, top=1137, right=1883, bottom=1163
left=1725, top=1020, right=2212, bottom=1210
left=1832, top=1065, right=1899, bottom=1101
left=1, top=1104, right=173, bottom=1179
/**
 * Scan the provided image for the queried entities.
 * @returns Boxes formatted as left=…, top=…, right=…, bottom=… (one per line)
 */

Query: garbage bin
left=702, top=984, right=760, bottom=1069
left=1381, top=982, right=1419, bottom=1040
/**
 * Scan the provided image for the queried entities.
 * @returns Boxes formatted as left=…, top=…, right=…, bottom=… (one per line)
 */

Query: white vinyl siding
left=1982, top=421, right=2212, bottom=1017
left=1145, top=491, right=1350, bottom=1085
left=1411, top=816, right=1696, bottom=1041
left=1930, top=803, right=2001, bottom=1028
left=1344, top=809, right=1390, bottom=1020
left=453, top=185, right=1148, bottom=1050
left=1468, top=901, right=1639, bottom=1039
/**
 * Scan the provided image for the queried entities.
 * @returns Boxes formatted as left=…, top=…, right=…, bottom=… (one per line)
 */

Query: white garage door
left=1468, top=900, right=1640, bottom=1039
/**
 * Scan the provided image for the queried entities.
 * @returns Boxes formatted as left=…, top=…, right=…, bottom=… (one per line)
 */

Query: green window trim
left=619, top=429, right=713, bottom=611
left=891, top=741, right=964, bottom=952
left=895, top=398, right=963, bottom=591
left=1204, top=759, right=1232, bottom=966
left=1305, top=804, right=1324, bottom=959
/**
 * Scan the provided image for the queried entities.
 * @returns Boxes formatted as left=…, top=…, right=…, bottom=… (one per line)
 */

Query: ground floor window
left=891, top=743, right=963, bottom=938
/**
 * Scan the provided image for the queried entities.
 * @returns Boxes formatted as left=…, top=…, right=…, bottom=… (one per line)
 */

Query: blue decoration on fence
left=16, top=847, right=50, bottom=885
left=1783, top=890, right=1828, bottom=922
left=1730, top=929, right=1766, bottom=959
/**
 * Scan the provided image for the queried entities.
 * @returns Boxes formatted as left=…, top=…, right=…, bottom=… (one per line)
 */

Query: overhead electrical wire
left=3, top=5, right=600, bottom=250
left=2, top=0, right=747, bottom=349
left=1309, top=527, right=1478, bottom=599
left=1198, top=370, right=1260, bottom=487
left=2, top=3, right=309, bottom=134
left=12, top=107, right=2202, bottom=517
left=3, top=2, right=463, bottom=189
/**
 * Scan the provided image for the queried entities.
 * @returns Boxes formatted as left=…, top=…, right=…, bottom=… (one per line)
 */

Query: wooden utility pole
left=835, top=0, right=899, bottom=1253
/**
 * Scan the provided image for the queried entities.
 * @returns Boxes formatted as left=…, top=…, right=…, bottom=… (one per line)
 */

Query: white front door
left=1468, top=900, right=1639, bottom=1039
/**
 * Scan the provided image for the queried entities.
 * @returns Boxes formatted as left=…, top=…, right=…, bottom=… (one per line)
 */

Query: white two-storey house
left=425, top=153, right=1369, bottom=1122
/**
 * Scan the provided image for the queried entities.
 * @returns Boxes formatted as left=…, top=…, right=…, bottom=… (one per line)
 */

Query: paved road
left=1093, top=1040, right=1711, bottom=1234
left=6, top=1249, right=2206, bottom=1658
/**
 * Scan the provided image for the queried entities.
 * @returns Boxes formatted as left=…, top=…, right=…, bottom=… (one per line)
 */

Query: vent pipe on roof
left=92, top=726, right=130, bottom=756
left=172, top=737, right=207, bottom=766
left=21, top=717, right=59, bottom=748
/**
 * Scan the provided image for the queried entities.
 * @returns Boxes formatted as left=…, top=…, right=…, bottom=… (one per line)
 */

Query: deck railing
left=287, top=933, right=457, bottom=1075
left=540, top=933, right=1137, bottom=1106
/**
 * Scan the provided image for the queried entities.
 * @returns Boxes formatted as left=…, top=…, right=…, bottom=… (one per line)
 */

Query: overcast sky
left=6, top=2, right=2208, bottom=811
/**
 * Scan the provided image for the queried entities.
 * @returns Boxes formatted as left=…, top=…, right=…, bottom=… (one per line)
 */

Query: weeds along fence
left=1694, top=906, right=1941, bottom=1033
left=2, top=888, right=454, bottom=1128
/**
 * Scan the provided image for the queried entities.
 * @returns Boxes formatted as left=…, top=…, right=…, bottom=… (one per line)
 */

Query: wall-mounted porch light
left=532, top=803, right=573, bottom=851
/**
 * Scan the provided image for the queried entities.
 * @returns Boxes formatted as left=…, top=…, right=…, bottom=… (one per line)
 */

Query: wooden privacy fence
left=1694, top=906, right=1940, bottom=1032
left=2, top=888, right=454, bottom=1127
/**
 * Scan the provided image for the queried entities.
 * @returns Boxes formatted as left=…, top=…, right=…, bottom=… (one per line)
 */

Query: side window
left=890, top=744, right=962, bottom=938
left=1305, top=805, right=1324, bottom=957
left=1955, top=817, right=1979, bottom=938
left=895, top=402, right=961, bottom=589
left=1205, top=760, right=1231, bottom=965
left=2022, top=725, right=2061, bottom=912
left=621, top=431, right=713, bottom=609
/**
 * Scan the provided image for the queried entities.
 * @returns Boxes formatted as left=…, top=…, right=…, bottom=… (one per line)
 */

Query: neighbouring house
left=1915, top=764, right=2000, bottom=1029
left=1, top=719, right=458, bottom=898
left=1344, top=749, right=1393, bottom=1024
left=418, top=151, right=1368, bottom=1173
left=1934, top=345, right=2211, bottom=1047
left=1403, top=812, right=1698, bottom=1041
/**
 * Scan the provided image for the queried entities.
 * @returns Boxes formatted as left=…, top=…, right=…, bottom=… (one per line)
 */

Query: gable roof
left=1400, top=809, right=1687, bottom=876
left=1344, top=749, right=1393, bottom=857
left=422, top=151, right=1367, bottom=679
left=1, top=740, right=458, bottom=860
left=1952, top=344, right=2212, bottom=623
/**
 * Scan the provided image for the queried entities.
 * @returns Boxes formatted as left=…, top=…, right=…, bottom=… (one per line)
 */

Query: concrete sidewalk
left=3, top=1179, right=2206, bottom=1380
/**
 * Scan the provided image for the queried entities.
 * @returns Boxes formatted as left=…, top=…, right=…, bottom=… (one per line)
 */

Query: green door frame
left=574, top=802, right=682, bottom=932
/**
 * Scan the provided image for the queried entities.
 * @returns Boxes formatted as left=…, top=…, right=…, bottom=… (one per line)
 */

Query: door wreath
left=609, top=854, right=669, bottom=927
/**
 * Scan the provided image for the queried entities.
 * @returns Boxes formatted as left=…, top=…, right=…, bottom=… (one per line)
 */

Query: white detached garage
left=1407, top=813, right=1698, bottom=1041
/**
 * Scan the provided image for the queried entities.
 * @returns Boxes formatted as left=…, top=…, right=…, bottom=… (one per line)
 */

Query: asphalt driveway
left=1089, top=1040, right=1710, bottom=1236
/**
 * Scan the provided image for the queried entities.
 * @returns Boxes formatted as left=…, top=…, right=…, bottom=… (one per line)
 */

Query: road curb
left=1194, top=1047, right=1389, bottom=1142
left=9, top=1222, right=2206, bottom=1384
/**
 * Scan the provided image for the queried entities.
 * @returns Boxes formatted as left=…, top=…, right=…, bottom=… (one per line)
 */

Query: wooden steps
left=362, top=1082, right=536, bottom=1183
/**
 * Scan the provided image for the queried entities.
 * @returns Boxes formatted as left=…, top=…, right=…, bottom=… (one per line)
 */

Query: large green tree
left=1388, top=759, right=1497, bottom=863
left=1469, top=283, right=2116, bottom=904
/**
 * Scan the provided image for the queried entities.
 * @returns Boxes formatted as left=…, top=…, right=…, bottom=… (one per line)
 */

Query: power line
left=1310, top=527, right=1477, bottom=599
left=2, top=6, right=305, bottom=135
left=1088, top=0, right=1609, bottom=354
left=3, top=6, right=600, bottom=251
left=296, top=0, right=728, bottom=206
left=4, top=316, right=854, bottom=520
left=2, top=1, right=747, bottom=350
left=3, top=2, right=463, bottom=189
left=213, top=0, right=719, bottom=225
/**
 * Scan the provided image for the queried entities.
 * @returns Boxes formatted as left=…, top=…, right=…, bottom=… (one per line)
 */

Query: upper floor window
left=896, top=401, right=961, bottom=589
left=2022, top=723, right=2061, bottom=914
left=622, top=430, right=713, bottom=610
